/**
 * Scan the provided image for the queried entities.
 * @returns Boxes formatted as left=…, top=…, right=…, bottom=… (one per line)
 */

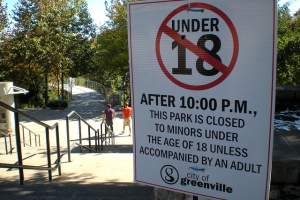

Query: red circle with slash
left=156, top=3, right=239, bottom=90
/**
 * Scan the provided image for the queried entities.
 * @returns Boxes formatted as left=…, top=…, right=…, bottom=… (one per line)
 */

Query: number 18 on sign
left=128, top=0, right=277, bottom=200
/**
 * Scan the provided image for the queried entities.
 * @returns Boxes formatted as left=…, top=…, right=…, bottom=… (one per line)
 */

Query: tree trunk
left=45, top=74, right=48, bottom=105
left=61, top=73, right=64, bottom=100
left=57, top=79, right=60, bottom=98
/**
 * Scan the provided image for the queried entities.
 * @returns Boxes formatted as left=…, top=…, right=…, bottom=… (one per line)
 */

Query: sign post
left=128, top=1, right=277, bottom=199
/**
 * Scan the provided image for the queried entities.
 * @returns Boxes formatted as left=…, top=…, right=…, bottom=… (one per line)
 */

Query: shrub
left=47, top=99, right=68, bottom=110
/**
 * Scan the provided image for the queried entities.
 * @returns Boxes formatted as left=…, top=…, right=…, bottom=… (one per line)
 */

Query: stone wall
left=155, top=186, right=300, bottom=200
left=276, top=85, right=300, bottom=111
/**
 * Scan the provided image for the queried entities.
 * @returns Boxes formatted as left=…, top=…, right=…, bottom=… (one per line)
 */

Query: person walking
left=102, top=103, right=116, bottom=134
left=121, top=102, right=132, bottom=136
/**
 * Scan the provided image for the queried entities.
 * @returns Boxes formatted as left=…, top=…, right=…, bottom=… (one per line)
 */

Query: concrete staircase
left=0, top=145, right=154, bottom=199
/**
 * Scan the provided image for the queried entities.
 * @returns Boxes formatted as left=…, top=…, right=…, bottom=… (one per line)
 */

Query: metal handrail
left=84, top=80, right=108, bottom=102
left=66, top=111, right=100, bottom=162
left=100, top=121, right=115, bottom=149
left=0, top=101, right=54, bottom=129
left=74, top=142, right=98, bottom=153
left=19, top=123, right=41, bottom=147
left=0, top=130, right=13, bottom=154
left=0, top=101, right=62, bottom=185
left=0, top=162, right=61, bottom=171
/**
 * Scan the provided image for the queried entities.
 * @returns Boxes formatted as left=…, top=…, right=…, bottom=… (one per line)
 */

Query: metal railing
left=65, top=111, right=117, bottom=162
left=1, top=124, right=41, bottom=154
left=84, top=80, right=108, bottom=102
left=0, top=101, right=62, bottom=185
left=100, top=121, right=115, bottom=149
left=66, top=111, right=100, bottom=162
left=19, top=123, right=41, bottom=148
left=1, top=130, right=13, bottom=154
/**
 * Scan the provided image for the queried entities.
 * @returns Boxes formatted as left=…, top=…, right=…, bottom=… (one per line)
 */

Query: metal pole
left=95, top=130, right=97, bottom=152
left=22, top=126, right=25, bottom=147
left=45, top=127, right=52, bottom=181
left=9, top=134, right=12, bottom=154
left=55, top=126, right=61, bottom=176
left=95, top=130, right=98, bottom=152
left=66, top=116, right=71, bottom=162
left=29, top=130, right=31, bottom=146
left=78, top=118, right=82, bottom=153
left=88, top=128, right=91, bottom=153
left=100, top=123, right=103, bottom=150
left=4, top=137, right=8, bottom=154
left=14, top=112, right=24, bottom=185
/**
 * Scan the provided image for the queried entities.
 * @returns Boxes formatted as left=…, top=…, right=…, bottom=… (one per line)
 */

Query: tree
left=277, top=3, right=300, bottom=85
left=4, top=0, right=96, bottom=106
left=0, top=0, right=9, bottom=80
left=0, top=0, right=8, bottom=32
left=91, top=0, right=139, bottom=97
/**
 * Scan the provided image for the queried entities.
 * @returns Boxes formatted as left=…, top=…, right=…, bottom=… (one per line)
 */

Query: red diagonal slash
left=161, top=25, right=229, bottom=74
left=156, top=3, right=239, bottom=90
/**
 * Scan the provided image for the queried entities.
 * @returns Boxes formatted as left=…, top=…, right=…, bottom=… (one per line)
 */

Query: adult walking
left=102, top=103, right=116, bottom=134
left=121, top=102, right=132, bottom=136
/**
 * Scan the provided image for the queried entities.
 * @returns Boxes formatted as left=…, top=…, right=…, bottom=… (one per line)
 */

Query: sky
left=281, top=0, right=300, bottom=13
left=3, top=0, right=300, bottom=25
left=4, top=0, right=109, bottom=26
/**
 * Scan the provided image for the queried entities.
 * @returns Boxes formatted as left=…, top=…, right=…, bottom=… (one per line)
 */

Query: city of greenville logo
left=160, top=165, right=179, bottom=185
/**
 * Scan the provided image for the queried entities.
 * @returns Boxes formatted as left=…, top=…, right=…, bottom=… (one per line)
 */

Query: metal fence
left=0, top=101, right=62, bottom=185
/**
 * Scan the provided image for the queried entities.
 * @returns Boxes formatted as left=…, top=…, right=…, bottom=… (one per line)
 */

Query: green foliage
left=0, top=0, right=9, bottom=80
left=277, top=3, right=300, bottom=85
left=74, top=77, right=86, bottom=86
left=90, top=0, right=137, bottom=97
left=46, top=87, right=70, bottom=109
left=0, top=0, right=8, bottom=32
left=1, top=0, right=96, bottom=107
left=47, top=99, right=68, bottom=110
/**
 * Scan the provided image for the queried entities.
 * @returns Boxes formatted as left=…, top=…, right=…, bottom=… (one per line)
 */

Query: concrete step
left=1, top=152, right=135, bottom=183
left=0, top=181, right=154, bottom=200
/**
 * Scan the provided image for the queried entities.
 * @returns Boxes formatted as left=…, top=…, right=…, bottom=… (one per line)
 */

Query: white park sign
left=127, top=0, right=277, bottom=199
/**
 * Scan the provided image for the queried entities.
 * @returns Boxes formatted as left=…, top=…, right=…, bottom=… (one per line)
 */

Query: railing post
left=78, top=118, right=82, bottom=153
left=14, top=112, right=24, bottom=185
left=88, top=127, right=91, bottom=153
left=22, top=126, right=25, bottom=147
left=66, top=116, right=71, bottom=162
left=55, top=125, right=61, bottom=176
left=94, top=130, right=97, bottom=152
left=100, top=123, right=103, bottom=150
left=112, top=131, right=115, bottom=145
left=4, top=136, right=8, bottom=154
left=45, top=127, right=52, bottom=181
left=35, top=135, right=37, bottom=147
left=9, top=134, right=12, bottom=154
left=29, top=130, right=32, bottom=146
left=97, top=129, right=100, bottom=152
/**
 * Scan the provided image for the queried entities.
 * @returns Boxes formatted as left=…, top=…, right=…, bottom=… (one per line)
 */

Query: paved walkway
left=0, top=85, right=154, bottom=199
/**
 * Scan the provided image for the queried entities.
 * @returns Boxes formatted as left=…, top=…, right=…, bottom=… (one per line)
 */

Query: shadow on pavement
left=71, top=145, right=133, bottom=153
left=0, top=177, right=154, bottom=200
